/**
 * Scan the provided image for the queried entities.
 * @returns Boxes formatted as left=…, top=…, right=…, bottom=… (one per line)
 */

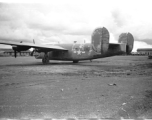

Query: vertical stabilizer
left=118, top=33, right=134, bottom=54
left=91, top=27, right=109, bottom=54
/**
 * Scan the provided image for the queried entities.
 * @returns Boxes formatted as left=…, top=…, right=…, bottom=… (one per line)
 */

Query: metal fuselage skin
left=35, top=27, right=129, bottom=61
left=35, top=43, right=126, bottom=61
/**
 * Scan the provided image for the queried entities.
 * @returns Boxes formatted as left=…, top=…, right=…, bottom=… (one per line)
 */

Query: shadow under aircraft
left=0, top=27, right=134, bottom=64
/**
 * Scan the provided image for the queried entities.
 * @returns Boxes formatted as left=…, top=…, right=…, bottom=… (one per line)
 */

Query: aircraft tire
left=148, top=56, right=152, bottom=59
left=73, top=60, right=79, bottom=63
left=42, top=54, right=49, bottom=64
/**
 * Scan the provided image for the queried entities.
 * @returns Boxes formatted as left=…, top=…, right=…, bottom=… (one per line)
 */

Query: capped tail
left=118, top=33, right=134, bottom=54
left=91, top=27, right=110, bottom=54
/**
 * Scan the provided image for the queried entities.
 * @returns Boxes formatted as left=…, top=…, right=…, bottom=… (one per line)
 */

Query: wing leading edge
left=0, top=41, right=68, bottom=51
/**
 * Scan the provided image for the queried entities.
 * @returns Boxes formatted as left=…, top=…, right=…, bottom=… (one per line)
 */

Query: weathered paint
left=49, top=43, right=94, bottom=60
left=34, top=43, right=126, bottom=61
left=91, top=27, right=109, bottom=54
left=34, top=27, right=134, bottom=61
left=118, top=32, right=134, bottom=54
left=0, top=26, right=135, bottom=63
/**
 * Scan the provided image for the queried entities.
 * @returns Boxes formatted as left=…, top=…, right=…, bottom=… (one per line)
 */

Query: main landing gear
left=73, top=60, right=79, bottom=63
left=42, top=53, right=49, bottom=64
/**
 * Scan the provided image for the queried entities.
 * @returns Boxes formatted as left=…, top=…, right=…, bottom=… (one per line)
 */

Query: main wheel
left=73, top=60, right=79, bottom=63
left=42, top=54, right=49, bottom=64
left=148, top=56, right=152, bottom=59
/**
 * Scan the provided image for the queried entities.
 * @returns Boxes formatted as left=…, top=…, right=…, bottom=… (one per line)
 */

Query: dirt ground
left=0, top=56, right=152, bottom=119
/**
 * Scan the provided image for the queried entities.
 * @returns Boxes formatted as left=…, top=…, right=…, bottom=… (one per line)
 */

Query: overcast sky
left=0, top=0, right=152, bottom=51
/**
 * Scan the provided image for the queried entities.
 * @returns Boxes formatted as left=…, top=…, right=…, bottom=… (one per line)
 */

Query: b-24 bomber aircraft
left=0, top=27, right=134, bottom=64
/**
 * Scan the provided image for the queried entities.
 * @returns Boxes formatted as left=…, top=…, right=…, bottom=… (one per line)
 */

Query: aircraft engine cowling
left=12, top=46, right=31, bottom=58
left=12, top=46, right=31, bottom=52
left=91, top=27, right=109, bottom=54
left=118, top=33, right=134, bottom=54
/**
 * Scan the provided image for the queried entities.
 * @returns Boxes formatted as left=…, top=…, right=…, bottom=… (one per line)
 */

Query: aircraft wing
left=0, top=41, right=68, bottom=51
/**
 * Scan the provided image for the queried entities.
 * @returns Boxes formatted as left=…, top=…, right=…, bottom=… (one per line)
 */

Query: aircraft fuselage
left=34, top=43, right=126, bottom=61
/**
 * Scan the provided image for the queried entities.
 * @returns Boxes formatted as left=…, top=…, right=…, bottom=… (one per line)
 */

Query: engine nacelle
left=91, top=27, right=109, bottom=54
left=12, top=46, right=31, bottom=52
left=34, top=52, right=44, bottom=59
left=118, top=33, right=134, bottom=54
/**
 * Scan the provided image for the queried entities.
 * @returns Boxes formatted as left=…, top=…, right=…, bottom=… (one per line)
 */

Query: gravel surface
left=0, top=56, right=152, bottom=119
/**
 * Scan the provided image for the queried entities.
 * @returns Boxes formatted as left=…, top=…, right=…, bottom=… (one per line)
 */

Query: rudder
left=91, top=27, right=109, bottom=54
left=118, top=33, right=134, bottom=54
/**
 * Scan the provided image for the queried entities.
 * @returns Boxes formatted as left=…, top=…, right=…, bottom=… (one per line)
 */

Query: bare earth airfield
left=0, top=56, right=152, bottom=119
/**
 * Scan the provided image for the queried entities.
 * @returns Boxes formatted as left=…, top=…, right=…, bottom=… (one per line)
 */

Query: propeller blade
left=14, top=50, right=17, bottom=58
left=30, top=50, right=35, bottom=56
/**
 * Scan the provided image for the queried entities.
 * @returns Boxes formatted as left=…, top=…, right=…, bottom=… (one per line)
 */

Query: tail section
left=118, top=33, right=134, bottom=54
left=91, top=27, right=109, bottom=54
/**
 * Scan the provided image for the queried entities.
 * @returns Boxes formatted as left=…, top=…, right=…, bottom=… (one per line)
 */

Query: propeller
left=30, top=39, right=35, bottom=56
left=30, top=49, right=35, bottom=56
left=12, top=46, right=17, bottom=58
left=14, top=50, right=17, bottom=58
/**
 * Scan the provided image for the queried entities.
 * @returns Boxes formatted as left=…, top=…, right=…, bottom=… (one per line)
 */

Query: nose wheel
left=42, top=53, right=49, bottom=64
